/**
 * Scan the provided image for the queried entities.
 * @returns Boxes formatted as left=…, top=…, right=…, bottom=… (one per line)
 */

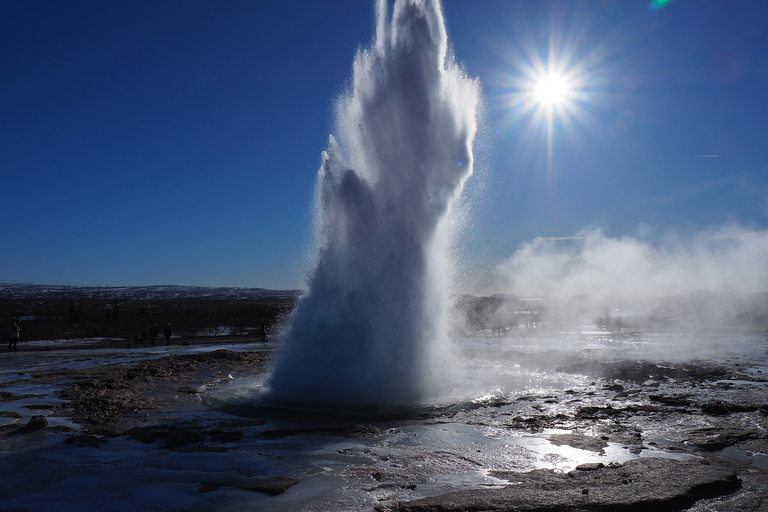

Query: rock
left=575, top=405, right=622, bottom=419
left=649, top=394, right=691, bottom=407
left=548, top=434, right=608, bottom=454
left=402, top=456, right=741, bottom=512
left=177, top=386, right=202, bottom=394
left=701, top=401, right=758, bottom=416
left=64, top=434, right=102, bottom=448
left=207, top=429, right=245, bottom=443
left=25, top=415, right=48, bottom=432
left=198, top=482, right=220, bottom=493
left=58, top=349, right=267, bottom=436
left=197, top=476, right=301, bottom=496
left=686, top=426, right=762, bottom=451
left=575, top=462, right=604, bottom=471
left=25, top=404, right=54, bottom=410
left=342, top=424, right=387, bottom=439
left=235, top=477, right=301, bottom=495
left=557, top=360, right=732, bottom=384
left=125, top=425, right=205, bottom=450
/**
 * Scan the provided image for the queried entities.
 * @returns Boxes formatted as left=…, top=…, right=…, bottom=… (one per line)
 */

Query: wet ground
left=0, top=331, right=767, bottom=511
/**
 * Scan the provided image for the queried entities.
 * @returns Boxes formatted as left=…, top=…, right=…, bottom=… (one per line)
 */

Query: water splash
left=266, top=0, right=479, bottom=405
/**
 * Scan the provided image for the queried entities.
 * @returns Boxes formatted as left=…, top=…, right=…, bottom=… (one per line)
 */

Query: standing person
left=164, top=323, right=172, bottom=346
left=150, top=323, right=158, bottom=346
left=8, top=318, right=20, bottom=352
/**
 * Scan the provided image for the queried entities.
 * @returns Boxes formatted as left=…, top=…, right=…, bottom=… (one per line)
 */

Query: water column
left=267, top=0, right=479, bottom=405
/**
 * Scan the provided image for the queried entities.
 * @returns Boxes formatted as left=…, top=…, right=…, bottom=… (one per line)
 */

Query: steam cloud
left=267, top=0, right=479, bottom=405
left=495, top=226, right=768, bottom=327
left=498, top=226, right=768, bottom=297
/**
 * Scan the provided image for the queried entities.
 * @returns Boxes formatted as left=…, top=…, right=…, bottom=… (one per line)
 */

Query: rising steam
left=266, top=0, right=479, bottom=405
left=495, top=226, right=768, bottom=327
left=499, top=226, right=768, bottom=297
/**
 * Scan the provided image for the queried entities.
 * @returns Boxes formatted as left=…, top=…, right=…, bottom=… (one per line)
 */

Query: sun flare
left=535, top=74, right=569, bottom=105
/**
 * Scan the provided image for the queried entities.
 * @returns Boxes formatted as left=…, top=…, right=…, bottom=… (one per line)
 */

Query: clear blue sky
left=2, top=0, right=767, bottom=291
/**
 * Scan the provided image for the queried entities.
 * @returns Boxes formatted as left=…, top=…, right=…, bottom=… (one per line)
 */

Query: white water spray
left=266, top=0, right=479, bottom=405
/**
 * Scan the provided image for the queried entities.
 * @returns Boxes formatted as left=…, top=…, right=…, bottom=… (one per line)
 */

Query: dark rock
left=342, top=424, right=387, bottom=439
left=64, top=434, right=102, bottom=448
left=649, top=394, right=691, bottom=407
left=575, top=405, right=622, bottom=419
left=6, top=414, right=49, bottom=436
left=686, top=426, right=763, bottom=451
left=235, top=477, right=301, bottom=495
left=25, top=415, right=48, bottom=432
left=404, top=456, right=741, bottom=512
left=260, top=429, right=293, bottom=440
left=207, top=429, right=244, bottom=443
left=58, top=349, right=267, bottom=436
left=198, top=482, right=220, bottom=493
left=196, top=476, right=303, bottom=496
left=125, top=425, right=205, bottom=450
left=549, top=434, right=608, bottom=454
left=701, top=401, right=758, bottom=416
left=558, top=360, right=733, bottom=384
left=24, top=404, right=55, bottom=410
left=701, top=401, right=733, bottom=416
left=575, top=462, right=604, bottom=471
left=178, top=446, right=229, bottom=453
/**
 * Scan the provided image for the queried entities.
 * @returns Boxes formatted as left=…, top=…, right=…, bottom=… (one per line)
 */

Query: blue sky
left=2, top=0, right=767, bottom=291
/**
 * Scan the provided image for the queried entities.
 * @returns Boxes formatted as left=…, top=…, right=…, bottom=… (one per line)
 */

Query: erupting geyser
left=266, top=0, right=479, bottom=405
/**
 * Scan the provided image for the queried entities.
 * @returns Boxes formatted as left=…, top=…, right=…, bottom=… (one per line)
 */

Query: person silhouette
left=7, top=318, right=20, bottom=352
left=150, top=323, right=158, bottom=345
left=164, top=323, right=172, bottom=345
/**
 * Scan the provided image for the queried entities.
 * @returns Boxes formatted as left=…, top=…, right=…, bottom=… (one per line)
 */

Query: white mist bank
left=267, top=0, right=479, bottom=405
left=498, top=226, right=768, bottom=298
left=490, top=226, right=768, bottom=328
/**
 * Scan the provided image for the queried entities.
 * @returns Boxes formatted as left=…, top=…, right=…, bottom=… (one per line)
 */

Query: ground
left=1, top=334, right=767, bottom=511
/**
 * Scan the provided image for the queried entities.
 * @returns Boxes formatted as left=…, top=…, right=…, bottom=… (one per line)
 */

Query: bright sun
left=535, top=74, right=569, bottom=105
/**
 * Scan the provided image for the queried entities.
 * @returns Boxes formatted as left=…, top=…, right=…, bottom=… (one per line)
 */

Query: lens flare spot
left=589, top=77, right=607, bottom=95
left=650, top=0, right=675, bottom=10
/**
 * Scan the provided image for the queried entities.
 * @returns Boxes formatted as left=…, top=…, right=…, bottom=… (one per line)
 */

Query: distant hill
left=0, top=283, right=302, bottom=301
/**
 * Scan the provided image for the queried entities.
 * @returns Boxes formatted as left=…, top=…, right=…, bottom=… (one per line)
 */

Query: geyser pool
left=266, top=0, right=479, bottom=405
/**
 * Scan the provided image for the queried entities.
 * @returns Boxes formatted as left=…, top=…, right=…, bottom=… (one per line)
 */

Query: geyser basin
left=266, top=0, right=479, bottom=405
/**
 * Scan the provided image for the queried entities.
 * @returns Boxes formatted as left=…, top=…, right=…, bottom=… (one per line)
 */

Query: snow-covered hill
left=0, top=283, right=301, bottom=301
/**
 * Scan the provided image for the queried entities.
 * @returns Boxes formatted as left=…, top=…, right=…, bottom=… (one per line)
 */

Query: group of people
left=6, top=319, right=174, bottom=352
left=149, top=322, right=173, bottom=346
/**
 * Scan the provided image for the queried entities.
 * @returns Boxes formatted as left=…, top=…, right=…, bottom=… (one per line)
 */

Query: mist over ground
left=469, top=226, right=768, bottom=331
